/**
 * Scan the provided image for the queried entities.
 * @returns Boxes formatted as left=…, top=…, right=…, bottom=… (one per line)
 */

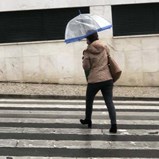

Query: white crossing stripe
left=0, top=98, right=159, bottom=104
left=0, top=104, right=159, bottom=110
left=0, top=139, right=159, bottom=150
left=0, top=127, right=158, bottom=136
left=0, top=110, right=159, bottom=116
left=2, top=157, right=159, bottom=159
left=0, top=118, right=158, bottom=125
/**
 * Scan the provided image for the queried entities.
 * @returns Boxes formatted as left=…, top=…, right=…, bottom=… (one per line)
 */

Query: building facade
left=0, top=0, right=159, bottom=86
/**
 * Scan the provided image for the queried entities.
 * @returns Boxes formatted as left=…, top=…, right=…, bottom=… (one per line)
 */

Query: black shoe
left=80, top=119, right=92, bottom=128
left=109, top=124, right=117, bottom=133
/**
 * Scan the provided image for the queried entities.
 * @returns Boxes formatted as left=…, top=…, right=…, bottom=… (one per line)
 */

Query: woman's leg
left=85, top=83, right=100, bottom=120
left=101, top=80, right=116, bottom=125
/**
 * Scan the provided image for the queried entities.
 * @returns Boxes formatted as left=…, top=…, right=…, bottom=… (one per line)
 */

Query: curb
left=0, top=94, right=159, bottom=101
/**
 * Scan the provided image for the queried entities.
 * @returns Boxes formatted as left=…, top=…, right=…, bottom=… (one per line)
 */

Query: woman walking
left=80, top=32, right=117, bottom=133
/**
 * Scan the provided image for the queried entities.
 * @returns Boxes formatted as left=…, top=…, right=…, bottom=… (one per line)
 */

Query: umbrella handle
left=78, top=10, right=81, bottom=15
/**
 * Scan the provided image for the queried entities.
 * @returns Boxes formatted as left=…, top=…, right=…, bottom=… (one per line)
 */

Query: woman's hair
left=86, top=32, right=99, bottom=43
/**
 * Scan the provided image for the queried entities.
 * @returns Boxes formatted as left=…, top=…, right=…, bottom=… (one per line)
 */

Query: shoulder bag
left=107, top=54, right=122, bottom=83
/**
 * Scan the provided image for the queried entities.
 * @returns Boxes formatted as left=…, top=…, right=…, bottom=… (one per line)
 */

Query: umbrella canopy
left=65, top=14, right=112, bottom=43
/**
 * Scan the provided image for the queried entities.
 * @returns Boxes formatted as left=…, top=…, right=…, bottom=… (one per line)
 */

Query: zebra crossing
left=0, top=98, right=158, bottom=159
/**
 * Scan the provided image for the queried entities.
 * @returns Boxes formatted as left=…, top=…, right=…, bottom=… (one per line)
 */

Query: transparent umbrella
left=65, top=13, right=112, bottom=43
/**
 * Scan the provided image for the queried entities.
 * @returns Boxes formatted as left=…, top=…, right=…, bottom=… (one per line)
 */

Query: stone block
left=6, top=57, right=23, bottom=81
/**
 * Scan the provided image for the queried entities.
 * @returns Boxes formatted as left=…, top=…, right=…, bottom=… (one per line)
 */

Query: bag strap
left=104, top=45, right=111, bottom=65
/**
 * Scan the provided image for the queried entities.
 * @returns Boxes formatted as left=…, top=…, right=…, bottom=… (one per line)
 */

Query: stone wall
left=0, top=0, right=159, bottom=86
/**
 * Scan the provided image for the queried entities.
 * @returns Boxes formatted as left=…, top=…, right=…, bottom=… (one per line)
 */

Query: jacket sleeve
left=82, top=51, right=91, bottom=71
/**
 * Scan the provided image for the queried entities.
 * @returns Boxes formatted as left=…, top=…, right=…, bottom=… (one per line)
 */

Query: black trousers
left=85, top=80, right=116, bottom=124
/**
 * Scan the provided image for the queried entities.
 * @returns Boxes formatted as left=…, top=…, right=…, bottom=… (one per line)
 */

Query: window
left=112, top=3, right=159, bottom=36
left=0, top=7, right=89, bottom=43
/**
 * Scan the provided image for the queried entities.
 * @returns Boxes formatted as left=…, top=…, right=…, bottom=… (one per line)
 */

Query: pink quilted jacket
left=82, top=40, right=112, bottom=83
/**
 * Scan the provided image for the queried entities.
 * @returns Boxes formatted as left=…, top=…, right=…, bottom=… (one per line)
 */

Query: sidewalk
left=0, top=82, right=159, bottom=100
